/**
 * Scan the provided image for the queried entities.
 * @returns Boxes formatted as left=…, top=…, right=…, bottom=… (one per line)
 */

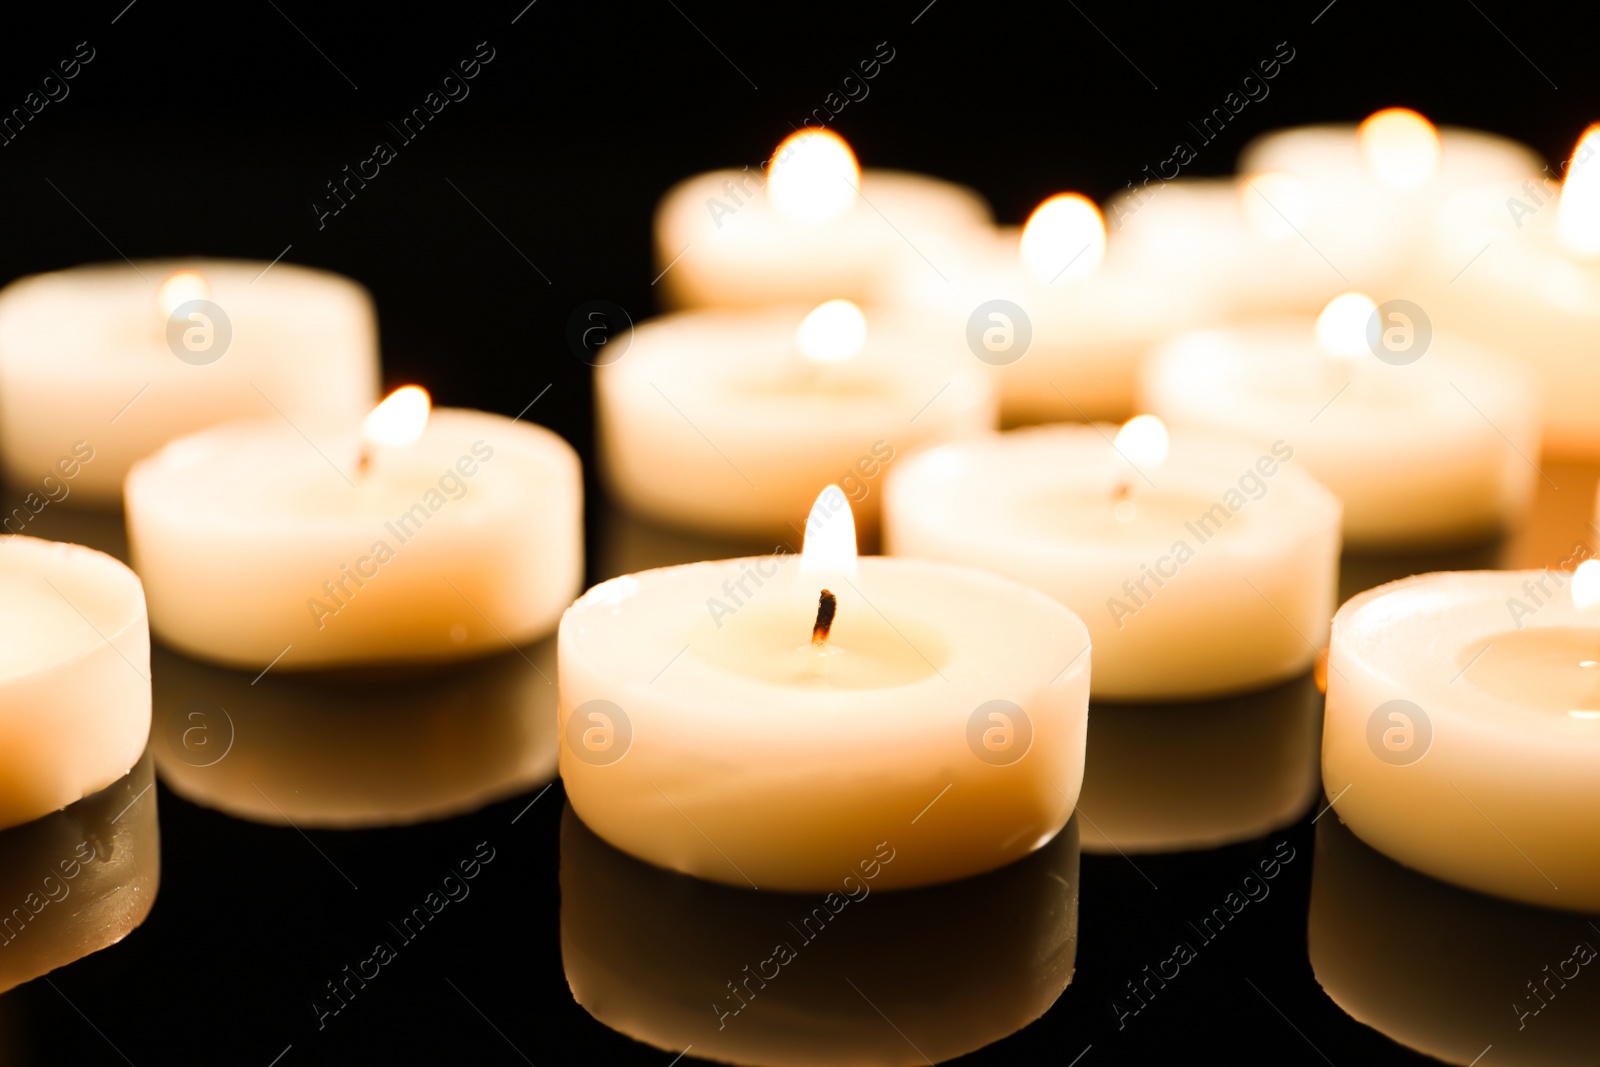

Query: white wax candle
left=125, top=393, right=582, bottom=670
left=1240, top=111, right=1540, bottom=201
left=1076, top=674, right=1321, bottom=853
left=150, top=638, right=557, bottom=828
left=1142, top=301, right=1540, bottom=548
left=0, top=753, right=159, bottom=994
left=561, top=803, right=1078, bottom=1067
left=1324, top=570, right=1600, bottom=910
left=885, top=421, right=1341, bottom=701
left=654, top=130, right=990, bottom=309
left=1310, top=812, right=1598, bottom=1065
left=0, top=259, right=379, bottom=505
left=887, top=193, right=1208, bottom=423
left=558, top=490, right=1091, bottom=891
left=1422, top=126, right=1600, bottom=456
left=597, top=302, right=996, bottom=538
left=1104, top=176, right=1398, bottom=321
left=0, top=536, right=150, bottom=832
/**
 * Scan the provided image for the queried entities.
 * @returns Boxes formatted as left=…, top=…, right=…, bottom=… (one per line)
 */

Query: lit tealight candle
left=653, top=130, right=991, bottom=309
left=1141, top=293, right=1540, bottom=548
left=1323, top=568, right=1600, bottom=910
left=0, top=259, right=379, bottom=505
left=125, top=387, right=582, bottom=670
left=1426, top=125, right=1600, bottom=456
left=885, top=420, right=1341, bottom=701
left=557, top=487, right=1091, bottom=891
left=0, top=536, right=150, bottom=832
left=1104, top=173, right=1398, bottom=322
left=596, top=301, right=996, bottom=538
left=1242, top=108, right=1539, bottom=198
left=887, top=192, right=1208, bottom=423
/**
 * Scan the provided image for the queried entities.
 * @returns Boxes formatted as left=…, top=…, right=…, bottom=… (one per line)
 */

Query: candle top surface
left=0, top=258, right=373, bottom=369
left=1334, top=570, right=1600, bottom=737
left=560, top=555, right=1088, bottom=734
left=889, top=423, right=1340, bottom=558
left=1146, top=322, right=1536, bottom=429
left=0, top=537, right=145, bottom=683
left=126, top=407, right=576, bottom=526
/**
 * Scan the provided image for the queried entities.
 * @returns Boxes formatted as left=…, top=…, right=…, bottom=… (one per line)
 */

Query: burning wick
left=812, top=589, right=837, bottom=646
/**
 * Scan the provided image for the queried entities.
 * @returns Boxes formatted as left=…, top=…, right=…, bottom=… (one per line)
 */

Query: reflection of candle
left=1142, top=295, right=1540, bottom=548
left=597, top=302, right=995, bottom=538
left=1324, top=570, right=1600, bottom=910
left=0, top=259, right=379, bottom=505
left=0, top=753, right=159, bottom=994
left=1427, top=126, right=1600, bottom=456
left=0, top=536, right=149, bottom=832
left=1076, top=673, right=1321, bottom=852
left=560, top=803, right=1078, bottom=1067
left=1309, top=812, right=1599, bottom=1065
left=558, top=488, right=1090, bottom=891
left=149, top=638, right=557, bottom=828
left=888, top=192, right=1207, bottom=423
left=654, top=130, right=991, bottom=309
left=125, top=387, right=582, bottom=671
left=885, top=421, right=1341, bottom=701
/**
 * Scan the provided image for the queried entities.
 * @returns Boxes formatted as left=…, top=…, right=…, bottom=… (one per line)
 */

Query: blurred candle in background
left=0, top=259, right=379, bottom=506
left=653, top=130, right=991, bottom=309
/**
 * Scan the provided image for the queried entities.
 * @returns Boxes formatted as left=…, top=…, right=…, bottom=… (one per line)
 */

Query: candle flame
left=362, top=386, right=432, bottom=448
left=1315, top=292, right=1378, bottom=359
left=800, top=485, right=858, bottom=580
left=1558, top=125, right=1600, bottom=258
left=796, top=299, right=867, bottom=364
left=1239, top=171, right=1310, bottom=239
left=1358, top=108, right=1441, bottom=190
left=1020, top=193, right=1106, bottom=283
left=1572, top=559, right=1600, bottom=611
left=1114, top=414, right=1169, bottom=468
left=768, top=130, right=860, bottom=224
left=156, top=269, right=210, bottom=318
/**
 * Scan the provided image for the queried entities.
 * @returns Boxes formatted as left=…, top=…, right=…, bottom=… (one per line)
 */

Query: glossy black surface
left=3, top=2, right=1600, bottom=1062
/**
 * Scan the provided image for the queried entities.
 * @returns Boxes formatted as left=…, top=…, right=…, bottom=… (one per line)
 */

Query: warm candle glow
left=362, top=385, right=432, bottom=448
left=1113, top=414, right=1169, bottom=469
left=1239, top=171, right=1310, bottom=239
left=156, top=270, right=210, bottom=318
left=768, top=130, right=861, bottom=224
left=796, top=299, right=867, bottom=364
left=1020, top=193, right=1106, bottom=283
left=799, top=485, right=858, bottom=581
left=1557, top=125, right=1600, bottom=257
left=1315, top=292, right=1378, bottom=358
left=1358, top=108, right=1441, bottom=191
left=1572, top=559, right=1600, bottom=612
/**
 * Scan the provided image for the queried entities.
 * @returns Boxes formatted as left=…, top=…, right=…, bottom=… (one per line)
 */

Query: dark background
left=0, top=1, right=1595, bottom=1064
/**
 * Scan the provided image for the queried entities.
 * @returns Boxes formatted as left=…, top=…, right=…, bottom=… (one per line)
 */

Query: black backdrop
left=0, top=2, right=1596, bottom=1065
